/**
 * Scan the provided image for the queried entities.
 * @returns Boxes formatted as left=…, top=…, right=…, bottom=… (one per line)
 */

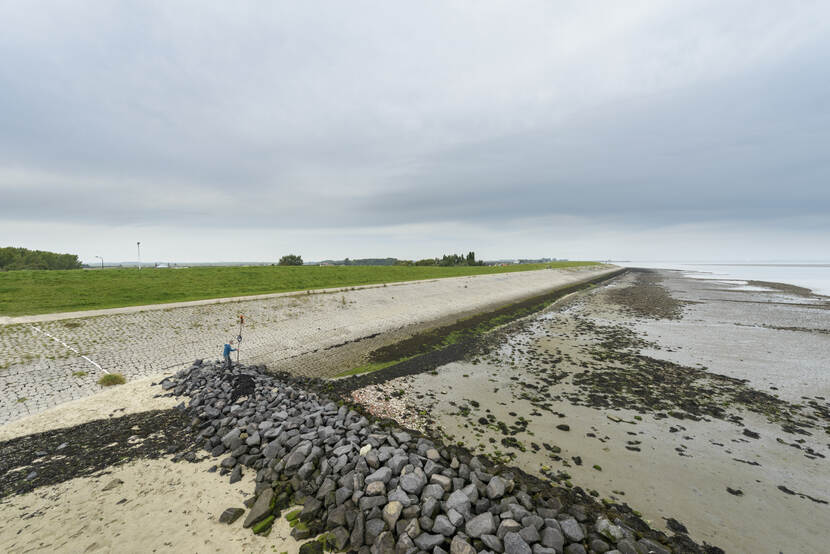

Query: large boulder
left=503, top=532, right=532, bottom=554
left=400, top=468, right=427, bottom=495
left=559, top=518, right=584, bottom=542
left=383, top=501, right=403, bottom=530
left=466, top=512, right=496, bottom=538
left=366, top=466, right=393, bottom=484
left=414, top=533, right=445, bottom=551
left=450, top=536, right=476, bottom=554
left=487, top=476, right=508, bottom=499
left=242, top=488, right=275, bottom=528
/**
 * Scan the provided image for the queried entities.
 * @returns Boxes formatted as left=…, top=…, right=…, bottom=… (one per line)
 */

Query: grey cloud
left=1, top=1, right=829, bottom=249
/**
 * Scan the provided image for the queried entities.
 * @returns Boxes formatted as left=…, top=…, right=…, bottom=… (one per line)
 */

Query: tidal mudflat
left=353, top=270, right=830, bottom=552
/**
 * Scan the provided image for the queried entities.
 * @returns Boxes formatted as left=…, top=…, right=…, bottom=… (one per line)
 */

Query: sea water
left=618, top=261, right=830, bottom=296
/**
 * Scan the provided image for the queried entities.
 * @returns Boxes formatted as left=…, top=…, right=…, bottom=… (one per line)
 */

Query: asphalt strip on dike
left=327, top=268, right=627, bottom=395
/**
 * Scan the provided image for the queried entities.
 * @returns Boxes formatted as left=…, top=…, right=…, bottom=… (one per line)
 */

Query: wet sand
left=630, top=271, right=830, bottom=403
left=353, top=270, right=830, bottom=553
left=0, top=456, right=298, bottom=554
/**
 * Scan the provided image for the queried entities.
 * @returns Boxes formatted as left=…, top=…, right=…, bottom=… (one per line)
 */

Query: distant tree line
left=314, top=253, right=485, bottom=267
left=320, top=258, right=400, bottom=266
left=0, top=247, right=83, bottom=270
left=413, top=252, right=484, bottom=267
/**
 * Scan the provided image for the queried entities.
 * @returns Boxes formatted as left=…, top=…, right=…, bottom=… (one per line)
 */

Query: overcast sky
left=2, top=1, right=828, bottom=263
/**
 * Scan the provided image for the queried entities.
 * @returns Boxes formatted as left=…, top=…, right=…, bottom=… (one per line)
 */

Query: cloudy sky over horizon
left=2, top=1, right=829, bottom=263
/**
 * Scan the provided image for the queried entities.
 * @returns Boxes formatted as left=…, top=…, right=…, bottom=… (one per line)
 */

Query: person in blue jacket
left=223, top=340, right=236, bottom=369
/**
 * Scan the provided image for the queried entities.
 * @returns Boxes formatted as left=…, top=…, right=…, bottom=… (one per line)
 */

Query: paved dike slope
left=0, top=265, right=616, bottom=424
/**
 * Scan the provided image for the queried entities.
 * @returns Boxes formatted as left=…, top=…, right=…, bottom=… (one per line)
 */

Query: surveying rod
left=236, top=314, right=245, bottom=362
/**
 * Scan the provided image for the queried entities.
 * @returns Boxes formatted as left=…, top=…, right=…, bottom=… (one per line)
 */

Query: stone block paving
left=0, top=267, right=612, bottom=424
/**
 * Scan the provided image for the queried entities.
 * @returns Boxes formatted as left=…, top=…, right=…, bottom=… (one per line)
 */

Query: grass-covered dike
left=0, top=262, right=600, bottom=316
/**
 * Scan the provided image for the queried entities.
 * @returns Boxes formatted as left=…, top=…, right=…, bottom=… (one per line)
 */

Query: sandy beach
left=0, top=457, right=297, bottom=554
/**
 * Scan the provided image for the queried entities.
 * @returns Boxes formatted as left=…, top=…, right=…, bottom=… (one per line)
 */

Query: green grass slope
left=0, top=262, right=600, bottom=316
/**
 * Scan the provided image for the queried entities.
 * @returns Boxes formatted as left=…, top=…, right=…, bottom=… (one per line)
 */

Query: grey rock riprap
left=165, top=360, right=709, bottom=553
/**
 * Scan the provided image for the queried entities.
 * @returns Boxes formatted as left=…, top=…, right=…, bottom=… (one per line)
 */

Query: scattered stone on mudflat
left=665, top=517, right=688, bottom=534
left=219, top=507, right=245, bottom=524
left=102, top=478, right=123, bottom=491
left=726, top=487, right=744, bottom=496
left=220, top=456, right=237, bottom=469
left=298, top=541, right=323, bottom=554
left=742, top=429, right=760, bottom=439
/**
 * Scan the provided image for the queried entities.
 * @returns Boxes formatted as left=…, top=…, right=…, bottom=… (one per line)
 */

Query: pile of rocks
left=164, top=360, right=714, bottom=554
